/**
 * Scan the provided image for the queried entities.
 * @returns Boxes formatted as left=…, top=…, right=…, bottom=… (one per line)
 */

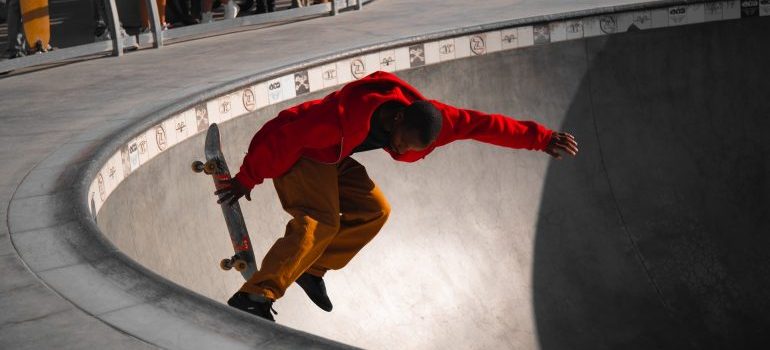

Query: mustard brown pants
left=240, top=157, right=390, bottom=300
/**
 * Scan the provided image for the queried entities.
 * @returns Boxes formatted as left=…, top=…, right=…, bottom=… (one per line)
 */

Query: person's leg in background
left=139, top=0, right=167, bottom=31
left=4, top=0, right=25, bottom=58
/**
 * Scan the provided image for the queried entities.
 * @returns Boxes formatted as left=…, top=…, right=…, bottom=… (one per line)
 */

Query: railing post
left=104, top=0, right=124, bottom=56
left=145, top=0, right=163, bottom=48
left=331, top=0, right=338, bottom=16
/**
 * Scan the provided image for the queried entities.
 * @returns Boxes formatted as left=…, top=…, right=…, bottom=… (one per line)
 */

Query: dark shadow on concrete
left=532, top=17, right=770, bottom=349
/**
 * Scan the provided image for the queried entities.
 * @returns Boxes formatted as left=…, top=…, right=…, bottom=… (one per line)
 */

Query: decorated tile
left=133, top=132, right=151, bottom=166
left=438, top=39, right=457, bottom=61
left=599, top=14, right=619, bottom=34
left=484, top=31, right=502, bottom=53
left=240, top=86, right=259, bottom=114
left=741, top=0, right=760, bottom=17
left=307, top=66, right=324, bottom=93
left=761, top=0, right=770, bottom=16
left=724, top=0, right=741, bottom=19
left=453, top=36, right=471, bottom=58
left=565, top=20, right=584, bottom=40
left=266, top=74, right=296, bottom=104
left=500, top=29, right=519, bottom=50
left=424, top=41, right=440, bottom=65
left=533, top=24, right=550, bottom=45
left=408, top=43, right=427, bottom=67
left=468, top=33, right=488, bottom=55
left=704, top=2, right=724, bottom=21
left=378, top=50, right=397, bottom=72
left=668, top=6, right=689, bottom=26
left=145, top=123, right=167, bottom=161
left=319, top=63, right=339, bottom=89
left=651, top=8, right=670, bottom=28
left=293, top=70, right=310, bottom=96
left=103, top=151, right=123, bottom=200
left=217, top=93, right=236, bottom=123
left=517, top=26, right=534, bottom=47
left=169, top=110, right=194, bottom=146
left=348, top=57, right=368, bottom=80
left=394, top=46, right=411, bottom=71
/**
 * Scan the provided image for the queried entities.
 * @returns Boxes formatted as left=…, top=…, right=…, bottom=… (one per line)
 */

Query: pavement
left=1, top=0, right=768, bottom=349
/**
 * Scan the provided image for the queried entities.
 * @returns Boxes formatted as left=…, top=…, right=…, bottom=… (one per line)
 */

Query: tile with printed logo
left=408, top=43, right=426, bottom=67
left=241, top=86, right=259, bottom=114
left=469, top=33, right=488, bottom=55
left=500, top=29, right=518, bottom=50
left=294, top=70, right=310, bottom=96
left=194, top=104, right=211, bottom=132
left=619, top=10, right=653, bottom=31
left=348, top=57, right=368, bottom=80
left=565, top=20, right=584, bottom=40
left=741, top=0, right=760, bottom=17
left=668, top=6, right=688, bottom=26
left=438, top=39, right=457, bottom=61
left=379, top=50, right=397, bottom=72
left=533, top=24, right=550, bottom=45
left=266, top=75, right=295, bottom=104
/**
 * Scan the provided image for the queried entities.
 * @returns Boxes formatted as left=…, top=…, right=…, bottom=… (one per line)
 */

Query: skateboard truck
left=191, top=160, right=219, bottom=175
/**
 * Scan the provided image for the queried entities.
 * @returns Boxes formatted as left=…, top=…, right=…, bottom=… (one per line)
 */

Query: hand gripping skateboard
left=192, top=123, right=257, bottom=280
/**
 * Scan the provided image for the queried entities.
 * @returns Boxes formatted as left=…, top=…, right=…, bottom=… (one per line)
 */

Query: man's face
left=389, top=111, right=430, bottom=155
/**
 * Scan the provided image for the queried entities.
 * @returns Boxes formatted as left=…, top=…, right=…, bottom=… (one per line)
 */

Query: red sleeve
left=432, top=100, right=554, bottom=151
left=234, top=101, right=340, bottom=189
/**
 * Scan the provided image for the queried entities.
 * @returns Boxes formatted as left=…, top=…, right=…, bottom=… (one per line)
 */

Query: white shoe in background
left=224, top=2, right=239, bottom=19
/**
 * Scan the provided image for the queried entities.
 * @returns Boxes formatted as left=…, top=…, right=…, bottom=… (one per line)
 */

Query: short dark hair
left=402, top=101, right=443, bottom=146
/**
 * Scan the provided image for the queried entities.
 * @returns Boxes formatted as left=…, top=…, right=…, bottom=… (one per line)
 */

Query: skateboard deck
left=20, top=0, right=51, bottom=52
left=192, top=123, right=257, bottom=280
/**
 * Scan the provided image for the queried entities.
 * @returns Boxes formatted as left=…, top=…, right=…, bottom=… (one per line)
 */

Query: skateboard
left=20, top=0, right=51, bottom=53
left=192, top=123, right=257, bottom=280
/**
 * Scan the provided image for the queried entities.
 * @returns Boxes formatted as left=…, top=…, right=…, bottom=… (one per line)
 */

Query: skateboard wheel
left=220, top=259, right=232, bottom=271
left=203, top=160, right=218, bottom=175
left=233, top=260, right=248, bottom=272
left=192, top=161, right=205, bottom=173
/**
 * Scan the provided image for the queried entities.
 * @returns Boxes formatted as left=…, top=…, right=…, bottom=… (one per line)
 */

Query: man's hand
left=215, top=177, right=252, bottom=206
left=544, top=132, right=579, bottom=159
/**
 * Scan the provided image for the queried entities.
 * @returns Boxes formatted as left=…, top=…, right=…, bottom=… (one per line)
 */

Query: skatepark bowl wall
left=90, top=4, right=769, bottom=350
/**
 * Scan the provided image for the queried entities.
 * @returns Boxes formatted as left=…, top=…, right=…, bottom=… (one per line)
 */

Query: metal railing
left=0, top=0, right=369, bottom=75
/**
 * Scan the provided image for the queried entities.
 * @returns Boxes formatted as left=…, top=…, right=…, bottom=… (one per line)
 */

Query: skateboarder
left=217, top=70, right=579, bottom=321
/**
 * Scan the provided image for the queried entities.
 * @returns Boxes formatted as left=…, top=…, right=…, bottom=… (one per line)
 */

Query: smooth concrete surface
left=1, top=0, right=768, bottom=349
left=98, top=15, right=770, bottom=350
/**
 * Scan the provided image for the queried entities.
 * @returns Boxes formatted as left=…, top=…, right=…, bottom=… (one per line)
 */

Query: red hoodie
left=234, top=71, right=553, bottom=189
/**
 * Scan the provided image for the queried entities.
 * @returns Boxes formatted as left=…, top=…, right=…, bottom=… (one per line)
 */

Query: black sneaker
left=227, top=292, right=277, bottom=322
left=295, top=273, right=333, bottom=312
